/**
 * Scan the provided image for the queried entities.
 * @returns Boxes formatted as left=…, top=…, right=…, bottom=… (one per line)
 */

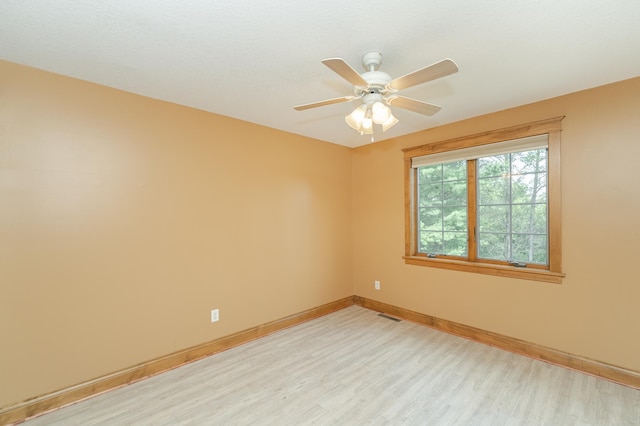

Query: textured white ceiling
left=2, top=1, right=640, bottom=147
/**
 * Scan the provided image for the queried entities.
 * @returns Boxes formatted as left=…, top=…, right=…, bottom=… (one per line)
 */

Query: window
left=417, top=160, right=468, bottom=257
left=403, top=118, right=564, bottom=284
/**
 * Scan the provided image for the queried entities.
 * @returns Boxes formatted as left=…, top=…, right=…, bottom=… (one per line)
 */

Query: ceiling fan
left=294, top=51, right=458, bottom=135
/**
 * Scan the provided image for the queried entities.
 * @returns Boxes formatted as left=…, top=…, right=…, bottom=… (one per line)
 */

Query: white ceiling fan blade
left=388, top=96, right=441, bottom=116
left=388, top=59, right=458, bottom=91
left=294, top=96, right=355, bottom=111
left=321, top=58, right=368, bottom=87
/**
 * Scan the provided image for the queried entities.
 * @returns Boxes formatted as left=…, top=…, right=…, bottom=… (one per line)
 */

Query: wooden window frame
left=403, top=117, right=565, bottom=284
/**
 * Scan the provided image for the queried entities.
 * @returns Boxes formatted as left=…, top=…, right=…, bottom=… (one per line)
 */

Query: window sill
left=403, top=256, right=565, bottom=284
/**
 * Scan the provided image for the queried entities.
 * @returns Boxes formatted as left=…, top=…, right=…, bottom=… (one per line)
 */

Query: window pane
left=443, top=232, right=468, bottom=256
left=478, top=233, right=509, bottom=261
left=478, top=154, right=508, bottom=178
left=443, top=180, right=467, bottom=206
left=443, top=206, right=467, bottom=231
left=512, top=149, right=547, bottom=174
left=512, top=173, right=546, bottom=204
left=418, top=164, right=443, bottom=184
left=476, top=148, right=549, bottom=265
left=511, top=234, right=548, bottom=264
left=478, top=176, right=509, bottom=205
left=512, top=204, right=547, bottom=234
left=442, top=161, right=466, bottom=181
left=420, top=232, right=443, bottom=254
left=478, top=205, right=509, bottom=233
left=417, top=160, right=467, bottom=256
left=419, top=182, right=443, bottom=206
left=419, top=207, right=442, bottom=231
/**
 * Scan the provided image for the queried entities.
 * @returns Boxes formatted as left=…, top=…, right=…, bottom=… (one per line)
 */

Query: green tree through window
left=476, top=149, right=547, bottom=264
left=416, top=148, right=548, bottom=265
left=418, top=161, right=467, bottom=256
left=403, top=117, right=564, bottom=283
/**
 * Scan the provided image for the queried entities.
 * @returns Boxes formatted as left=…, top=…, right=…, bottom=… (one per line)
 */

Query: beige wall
left=353, top=77, right=640, bottom=372
left=2, top=59, right=639, bottom=410
left=0, top=61, right=353, bottom=407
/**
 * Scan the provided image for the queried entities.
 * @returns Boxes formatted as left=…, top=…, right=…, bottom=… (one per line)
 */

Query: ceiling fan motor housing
left=362, top=51, right=383, bottom=70
left=355, top=70, right=392, bottom=103
left=358, top=71, right=391, bottom=89
left=357, top=51, right=392, bottom=98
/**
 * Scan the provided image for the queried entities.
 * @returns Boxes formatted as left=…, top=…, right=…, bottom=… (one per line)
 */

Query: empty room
left=1, top=2, right=639, bottom=425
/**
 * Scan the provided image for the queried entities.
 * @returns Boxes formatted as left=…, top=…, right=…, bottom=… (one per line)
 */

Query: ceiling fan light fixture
left=371, top=101, right=390, bottom=124
left=361, top=116, right=373, bottom=130
left=381, top=113, right=399, bottom=132
left=345, top=101, right=395, bottom=135
left=345, top=104, right=367, bottom=130
left=361, top=122, right=374, bottom=135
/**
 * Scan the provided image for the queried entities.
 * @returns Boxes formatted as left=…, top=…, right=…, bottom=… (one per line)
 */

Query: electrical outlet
left=374, top=280, right=381, bottom=290
left=210, top=308, right=219, bottom=323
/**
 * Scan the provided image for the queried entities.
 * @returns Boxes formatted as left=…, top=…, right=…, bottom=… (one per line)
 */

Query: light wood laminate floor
left=23, top=306, right=640, bottom=425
